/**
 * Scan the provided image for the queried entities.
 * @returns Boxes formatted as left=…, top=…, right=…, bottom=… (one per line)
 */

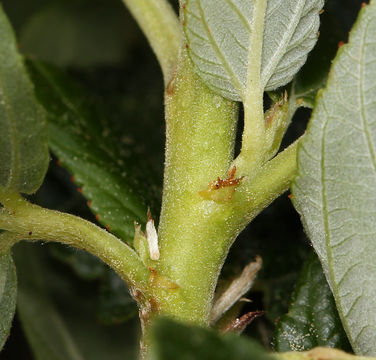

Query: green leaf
left=0, top=251, right=17, bottom=352
left=274, top=252, right=351, bottom=352
left=184, top=0, right=324, bottom=101
left=292, top=2, right=376, bottom=355
left=0, top=6, right=49, bottom=194
left=151, top=317, right=274, bottom=360
left=14, top=243, right=138, bottom=360
left=27, top=61, right=159, bottom=243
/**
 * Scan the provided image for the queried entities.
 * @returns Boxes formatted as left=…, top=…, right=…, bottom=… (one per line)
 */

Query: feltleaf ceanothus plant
left=0, top=0, right=376, bottom=359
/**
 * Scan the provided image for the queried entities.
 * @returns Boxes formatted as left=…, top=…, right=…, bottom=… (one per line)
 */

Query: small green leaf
left=152, top=317, right=274, bottom=360
left=184, top=0, right=324, bottom=101
left=27, top=61, right=159, bottom=243
left=293, top=2, right=376, bottom=355
left=0, top=251, right=17, bottom=352
left=0, top=6, right=49, bottom=194
left=274, top=253, right=351, bottom=352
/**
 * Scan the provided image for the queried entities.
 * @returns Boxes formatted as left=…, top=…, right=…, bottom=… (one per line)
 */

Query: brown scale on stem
left=199, top=166, right=244, bottom=202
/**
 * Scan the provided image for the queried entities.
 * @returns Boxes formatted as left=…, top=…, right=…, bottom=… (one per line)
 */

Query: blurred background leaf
left=13, top=243, right=139, bottom=360
left=274, top=253, right=351, bottom=352
left=151, top=318, right=275, bottom=360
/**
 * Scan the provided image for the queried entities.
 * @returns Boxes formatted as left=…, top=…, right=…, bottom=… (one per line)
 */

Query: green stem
left=153, top=45, right=299, bottom=328
left=155, top=133, right=298, bottom=327
left=156, top=50, right=239, bottom=325
left=234, top=139, right=299, bottom=223
left=122, top=0, right=182, bottom=84
left=0, top=192, right=149, bottom=290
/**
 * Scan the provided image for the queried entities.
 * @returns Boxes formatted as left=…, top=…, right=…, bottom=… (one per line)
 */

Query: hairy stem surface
left=122, top=0, right=182, bottom=84
left=0, top=192, right=149, bottom=289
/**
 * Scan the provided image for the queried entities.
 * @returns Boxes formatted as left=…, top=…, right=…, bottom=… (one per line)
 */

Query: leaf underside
left=184, top=0, right=324, bottom=101
left=0, top=5, right=49, bottom=194
left=0, top=251, right=17, bottom=352
left=293, top=2, right=376, bottom=355
left=274, top=253, right=351, bottom=352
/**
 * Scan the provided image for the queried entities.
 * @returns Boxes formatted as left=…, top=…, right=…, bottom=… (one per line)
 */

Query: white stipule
left=146, top=209, right=159, bottom=261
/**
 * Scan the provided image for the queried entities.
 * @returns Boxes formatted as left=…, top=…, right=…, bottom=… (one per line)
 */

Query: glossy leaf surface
left=274, top=253, right=350, bottom=352
left=27, top=61, right=159, bottom=243
left=293, top=2, right=376, bottom=355
left=184, top=0, right=324, bottom=101
left=0, top=6, right=49, bottom=194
